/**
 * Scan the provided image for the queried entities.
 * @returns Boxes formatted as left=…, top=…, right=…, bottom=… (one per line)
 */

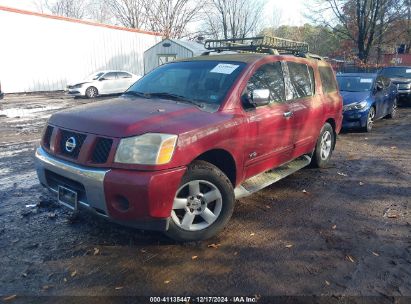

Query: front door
left=243, top=62, right=294, bottom=179
left=100, top=72, right=119, bottom=94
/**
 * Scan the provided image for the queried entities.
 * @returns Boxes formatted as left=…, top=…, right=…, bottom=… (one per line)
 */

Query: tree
left=35, top=0, right=89, bottom=19
left=202, top=0, right=266, bottom=39
left=309, top=0, right=406, bottom=62
left=145, top=0, right=205, bottom=38
left=105, top=0, right=148, bottom=29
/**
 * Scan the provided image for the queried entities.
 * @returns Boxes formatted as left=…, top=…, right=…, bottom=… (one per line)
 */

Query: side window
left=308, top=66, right=315, bottom=94
left=103, top=72, right=117, bottom=80
left=117, top=72, right=132, bottom=79
left=286, top=62, right=313, bottom=100
left=246, top=62, right=285, bottom=104
left=319, top=66, right=338, bottom=93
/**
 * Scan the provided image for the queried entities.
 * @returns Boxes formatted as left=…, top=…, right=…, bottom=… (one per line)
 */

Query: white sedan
left=67, top=71, right=141, bottom=98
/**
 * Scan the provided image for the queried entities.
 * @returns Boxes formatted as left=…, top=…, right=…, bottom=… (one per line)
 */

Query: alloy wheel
left=320, top=130, right=332, bottom=161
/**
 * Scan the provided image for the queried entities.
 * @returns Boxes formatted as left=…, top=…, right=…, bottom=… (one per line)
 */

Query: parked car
left=67, top=71, right=140, bottom=98
left=337, top=73, right=398, bottom=132
left=0, top=81, right=4, bottom=100
left=378, top=66, right=411, bottom=103
left=35, top=37, right=342, bottom=242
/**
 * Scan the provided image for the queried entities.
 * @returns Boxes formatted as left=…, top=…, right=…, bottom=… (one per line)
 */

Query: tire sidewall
left=166, top=161, right=234, bottom=242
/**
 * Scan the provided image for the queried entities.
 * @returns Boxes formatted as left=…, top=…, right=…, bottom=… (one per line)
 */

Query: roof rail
left=204, top=36, right=310, bottom=55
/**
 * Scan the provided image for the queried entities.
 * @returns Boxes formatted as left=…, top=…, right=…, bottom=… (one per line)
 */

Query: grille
left=92, top=138, right=113, bottom=164
left=43, top=126, right=53, bottom=149
left=59, top=130, right=87, bottom=159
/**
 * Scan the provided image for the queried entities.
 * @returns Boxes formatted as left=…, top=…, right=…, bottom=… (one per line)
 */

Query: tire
left=363, top=106, right=375, bottom=132
left=165, top=160, right=235, bottom=242
left=311, top=122, right=335, bottom=168
left=386, top=99, right=398, bottom=119
left=85, top=86, right=98, bottom=98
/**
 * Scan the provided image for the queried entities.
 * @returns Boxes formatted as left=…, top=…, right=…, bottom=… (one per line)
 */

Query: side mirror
left=250, top=89, right=270, bottom=106
left=376, top=83, right=383, bottom=91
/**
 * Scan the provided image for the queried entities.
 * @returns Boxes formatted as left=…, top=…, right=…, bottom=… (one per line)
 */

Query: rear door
left=116, top=72, right=135, bottom=92
left=243, top=61, right=294, bottom=179
left=284, top=61, right=323, bottom=157
left=100, top=72, right=119, bottom=94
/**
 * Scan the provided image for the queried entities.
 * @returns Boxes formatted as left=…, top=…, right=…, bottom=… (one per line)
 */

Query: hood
left=67, top=80, right=92, bottom=87
left=340, top=91, right=371, bottom=105
left=49, top=96, right=228, bottom=137
left=389, top=77, right=411, bottom=85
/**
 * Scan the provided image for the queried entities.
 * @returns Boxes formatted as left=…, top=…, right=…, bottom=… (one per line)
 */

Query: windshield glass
left=126, top=61, right=246, bottom=110
left=86, top=72, right=105, bottom=81
left=337, top=76, right=374, bottom=92
left=380, top=67, right=411, bottom=78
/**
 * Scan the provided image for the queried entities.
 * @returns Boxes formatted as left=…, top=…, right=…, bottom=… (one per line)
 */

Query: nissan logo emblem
left=65, top=137, right=77, bottom=153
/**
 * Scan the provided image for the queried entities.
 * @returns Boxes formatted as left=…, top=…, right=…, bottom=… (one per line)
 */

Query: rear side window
left=319, top=66, right=338, bottom=93
left=246, top=62, right=285, bottom=103
left=286, top=62, right=313, bottom=100
left=103, top=72, right=117, bottom=80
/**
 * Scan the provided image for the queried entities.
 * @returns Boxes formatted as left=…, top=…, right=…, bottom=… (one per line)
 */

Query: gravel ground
left=0, top=94, right=410, bottom=303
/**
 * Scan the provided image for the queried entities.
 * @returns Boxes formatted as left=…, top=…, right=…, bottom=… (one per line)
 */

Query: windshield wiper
left=147, top=92, right=205, bottom=108
left=122, top=91, right=151, bottom=98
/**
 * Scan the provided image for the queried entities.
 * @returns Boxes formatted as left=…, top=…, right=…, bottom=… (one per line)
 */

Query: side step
left=234, top=155, right=312, bottom=199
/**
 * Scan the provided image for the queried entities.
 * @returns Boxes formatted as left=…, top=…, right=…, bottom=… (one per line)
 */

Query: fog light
left=112, top=195, right=130, bottom=212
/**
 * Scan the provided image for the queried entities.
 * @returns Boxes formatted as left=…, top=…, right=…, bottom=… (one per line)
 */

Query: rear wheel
left=165, top=160, right=234, bottom=242
left=311, top=122, right=334, bottom=168
left=85, top=86, right=98, bottom=98
left=386, top=99, right=398, bottom=119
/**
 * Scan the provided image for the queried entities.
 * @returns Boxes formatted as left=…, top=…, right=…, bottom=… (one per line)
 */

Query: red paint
left=45, top=55, right=342, bottom=223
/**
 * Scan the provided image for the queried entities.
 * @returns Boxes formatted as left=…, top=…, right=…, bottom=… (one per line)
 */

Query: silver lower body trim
left=35, top=147, right=110, bottom=217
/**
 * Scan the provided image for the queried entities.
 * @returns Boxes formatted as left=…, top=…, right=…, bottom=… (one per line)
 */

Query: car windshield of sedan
left=125, top=61, right=246, bottom=111
left=380, top=67, right=411, bottom=78
left=337, top=76, right=374, bottom=92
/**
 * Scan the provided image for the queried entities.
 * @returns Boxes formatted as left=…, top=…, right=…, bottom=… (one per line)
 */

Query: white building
left=0, top=6, right=162, bottom=93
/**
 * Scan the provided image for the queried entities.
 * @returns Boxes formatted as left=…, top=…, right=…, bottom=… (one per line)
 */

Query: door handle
left=283, top=111, right=293, bottom=118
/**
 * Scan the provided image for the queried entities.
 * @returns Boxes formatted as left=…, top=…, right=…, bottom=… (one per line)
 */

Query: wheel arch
left=193, top=149, right=237, bottom=187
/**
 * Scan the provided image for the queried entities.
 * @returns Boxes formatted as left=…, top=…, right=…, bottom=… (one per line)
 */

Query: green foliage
left=260, top=24, right=342, bottom=57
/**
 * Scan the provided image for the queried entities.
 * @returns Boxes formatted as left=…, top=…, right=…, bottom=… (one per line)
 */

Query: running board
left=234, top=155, right=312, bottom=199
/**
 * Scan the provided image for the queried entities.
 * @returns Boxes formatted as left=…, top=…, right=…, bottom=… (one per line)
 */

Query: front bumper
left=342, top=109, right=368, bottom=129
left=35, top=147, right=186, bottom=231
left=67, top=87, right=86, bottom=96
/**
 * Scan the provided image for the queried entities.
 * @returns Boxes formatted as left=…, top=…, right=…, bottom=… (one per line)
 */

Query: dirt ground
left=0, top=94, right=410, bottom=303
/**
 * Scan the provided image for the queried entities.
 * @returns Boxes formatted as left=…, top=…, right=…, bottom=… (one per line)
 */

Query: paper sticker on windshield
left=406, top=69, right=411, bottom=73
left=210, top=64, right=239, bottom=74
left=360, top=78, right=373, bottom=83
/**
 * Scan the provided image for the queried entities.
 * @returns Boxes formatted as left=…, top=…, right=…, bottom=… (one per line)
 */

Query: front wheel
left=386, top=99, right=398, bottom=119
left=311, top=122, right=335, bottom=168
left=85, top=86, right=98, bottom=98
left=363, top=106, right=375, bottom=132
left=165, top=160, right=234, bottom=242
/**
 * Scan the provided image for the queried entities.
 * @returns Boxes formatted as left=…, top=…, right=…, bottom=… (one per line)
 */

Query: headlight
left=344, top=101, right=367, bottom=111
left=72, top=83, right=83, bottom=89
left=114, top=133, right=178, bottom=165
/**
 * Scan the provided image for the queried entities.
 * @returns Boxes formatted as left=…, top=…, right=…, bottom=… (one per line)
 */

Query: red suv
left=35, top=37, right=342, bottom=241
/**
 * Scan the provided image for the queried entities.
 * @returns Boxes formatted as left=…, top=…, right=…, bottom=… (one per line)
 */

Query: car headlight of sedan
left=344, top=101, right=368, bottom=111
left=114, top=133, right=178, bottom=165
left=72, top=83, right=84, bottom=89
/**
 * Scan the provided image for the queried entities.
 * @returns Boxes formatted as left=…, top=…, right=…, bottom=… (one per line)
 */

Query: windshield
left=380, top=67, right=411, bottom=78
left=337, top=76, right=374, bottom=92
left=86, top=72, right=105, bottom=81
left=126, top=61, right=246, bottom=110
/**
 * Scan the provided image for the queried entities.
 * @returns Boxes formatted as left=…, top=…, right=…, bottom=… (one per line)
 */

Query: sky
left=0, top=0, right=308, bottom=27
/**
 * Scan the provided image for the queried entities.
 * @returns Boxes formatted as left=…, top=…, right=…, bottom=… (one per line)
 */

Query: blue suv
left=337, top=73, right=398, bottom=132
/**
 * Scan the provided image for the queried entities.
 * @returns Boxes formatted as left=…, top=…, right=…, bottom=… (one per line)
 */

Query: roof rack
left=204, top=36, right=310, bottom=55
